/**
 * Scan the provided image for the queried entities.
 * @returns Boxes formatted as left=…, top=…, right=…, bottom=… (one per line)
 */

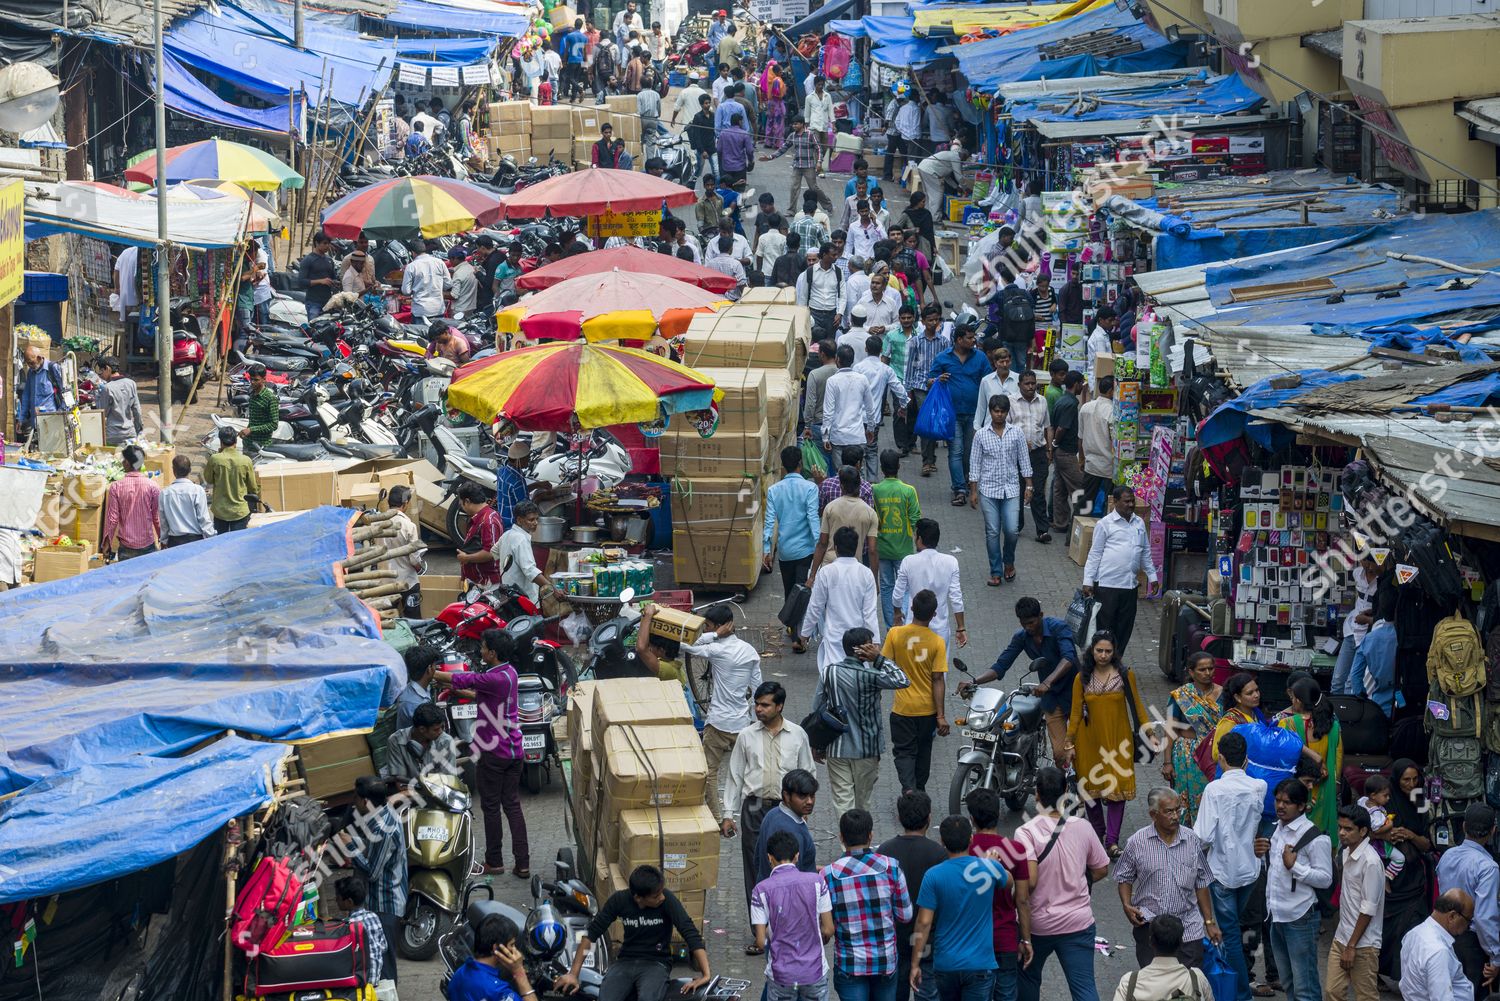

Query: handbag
left=778, top=584, right=812, bottom=634
left=1122, top=670, right=1156, bottom=763
left=913, top=380, right=956, bottom=442
left=800, top=438, right=829, bottom=481
left=800, top=668, right=849, bottom=754
left=248, top=921, right=367, bottom=995
left=1192, top=731, right=1217, bottom=780
left=1064, top=588, right=1093, bottom=638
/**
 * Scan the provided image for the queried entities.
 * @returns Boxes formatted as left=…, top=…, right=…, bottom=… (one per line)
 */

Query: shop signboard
left=0, top=178, right=22, bottom=309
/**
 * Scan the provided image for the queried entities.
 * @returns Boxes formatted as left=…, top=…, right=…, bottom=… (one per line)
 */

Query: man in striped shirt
left=765, top=116, right=833, bottom=215
left=336, top=875, right=395, bottom=990
left=903, top=307, right=951, bottom=474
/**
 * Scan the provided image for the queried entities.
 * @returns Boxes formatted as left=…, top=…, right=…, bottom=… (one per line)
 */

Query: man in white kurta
left=800, top=528, right=880, bottom=680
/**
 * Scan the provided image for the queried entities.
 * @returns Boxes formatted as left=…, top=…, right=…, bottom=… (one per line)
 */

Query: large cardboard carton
left=490, top=100, right=532, bottom=123
left=681, top=314, right=795, bottom=369
left=571, top=107, right=604, bottom=134
left=669, top=475, right=764, bottom=528
left=672, top=529, right=763, bottom=588
left=618, top=805, right=720, bottom=892
left=658, top=423, right=769, bottom=478
left=143, top=445, right=176, bottom=486
left=568, top=680, right=598, bottom=789
left=1069, top=516, right=1099, bottom=567
left=672, top=890, right=707, bottom=947
left=573, top=138, right=601, bottom=165
left=605, top=95, right=636, bottom=114
left=592, top=678, right=694, bottom=733
left=70, top=504, right=102, bottom=549
left=762, top=369, right=798, bottom=435
left=419, top=573, right=465, bottom=618
left=495, top=133, right=531, bottom=154
left=609, top=113, right=642, bottom=142
left=720, top=302, right=812, bottom=346
left=648, top=607, right=708, bottom=645
left=31, top=541, right=95, bottom=582
left=737, top=286, right=796, bottom=306
left=255, top=460, right=344, bottom=511
left=598, top=724, right=708, bottom=809
left=533, top=106, right=571, bottom=128
left=691, top=368, right=766, bottom=433
left=295, top=731, right=376, bottom=800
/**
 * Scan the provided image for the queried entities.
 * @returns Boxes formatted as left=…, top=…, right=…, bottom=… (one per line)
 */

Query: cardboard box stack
left=663, top=302, right=812, bottom=590
left=487, top=101, right=532, bottom=162
left=569, top=678, right=716, bottom=945
left=485, top=100, right=648, bottom=168
left=531, top=106, right=573, bottom=164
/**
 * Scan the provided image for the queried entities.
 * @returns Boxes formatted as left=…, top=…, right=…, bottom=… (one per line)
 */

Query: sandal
left=921, top=464, right=935, bottom=477
left=791, top=641, right=807, bottom=654
left=1106, top=844, right=1123, bottom=861
left=512, top=867, right=531, bottom=879
left=951, top=494, right=967, bottom=507
left=987, top=576, right=1002, bottom=587
left=1004, top=568, right=1016, bottom=582
left=744, top=944, right=765, bottom=956
left=1251, top=986, right=1276, bottom=998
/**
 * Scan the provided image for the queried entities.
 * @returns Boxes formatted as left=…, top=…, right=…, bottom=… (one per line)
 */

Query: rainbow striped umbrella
left=123, top=139, right=304, bottom=191
left=320, top=176, right=505, bottom=240
left=447, top=342, right=721, bottom=432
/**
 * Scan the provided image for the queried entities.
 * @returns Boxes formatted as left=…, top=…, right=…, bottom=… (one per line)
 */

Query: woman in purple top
left=437, top=628, right=529, bottom=877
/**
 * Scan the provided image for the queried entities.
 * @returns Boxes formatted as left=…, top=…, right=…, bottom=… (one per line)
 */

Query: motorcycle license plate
left=450, top=703, right=479, bottom=719
left=417, top=825, right=449, bottom=842
left=965, top=729, right=997, bottom=741
left=572, top=930, right=596, bottom=969
left=522, top=733, right=546, bottom=751
left=173, top=365, right=194, bottom=378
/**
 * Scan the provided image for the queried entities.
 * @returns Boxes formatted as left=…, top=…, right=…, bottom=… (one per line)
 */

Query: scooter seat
left=253, top=441, right=328, bottom=461
left=321, top=438, right=402, bottom=460
left=243, top=353, right=314, bottom=372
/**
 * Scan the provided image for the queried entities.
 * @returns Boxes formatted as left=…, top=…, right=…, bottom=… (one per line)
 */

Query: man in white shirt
left=795, top=242, right=846, bottom=339
left=803, top=77, right=834, bottom=171
left=890, top=96, right=923, bottom=180
left=491, top=501, right=553, bottom=602
left=845, top=201, right=885, bottom=262
left=1265, top=778, right=1333, bottom=1001
left=1010, top=369, right=1052, bottom=542
left=852, top=266, right=902, bottom=338
left=838, top=306, right=871, bottom=358
left=822, top=344, right=877, bottom=456
left=1327, top=803, right=1385, bottom=1001
left=1079, top=374, right=1117, bottom=512
left=925, top=100, right=954, bottom=148
left=158, top=455, right=215, bottom=547
left=800, top=526, right=880, bottom=680
left=854, top=334, right=908, bottom=479
left=1402, top=890, right=1476, bottom=1001
left=972, top=344, right=1020, bottom=431
left=674, top=603, right=761, bottom=814
left=1085, top=305, right=1119, bottom=390
left=721, top=680, right=815, bottom=907
left=892, top=518, right=966, bottom=647
left=916, top=143, right=967, bottom=204
left=672, top=73, right=710, bottom=126
left=1194, top=730, right=1268, bottom=1001
left=401, top=239, right=450, bottom=320
left=1082, top=485, right=1158, bottom=659
left=1112, top=915, right=1213, bottom=1001
left=113, top=245, right=140, bottom=321
left=612, top=1, right=643, bottom=47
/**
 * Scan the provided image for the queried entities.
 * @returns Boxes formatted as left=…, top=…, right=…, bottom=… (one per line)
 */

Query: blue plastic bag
left=1202, top=941, right=1237, bottom=1001
left=1235, top=721, right=1303, bottom=816
left=914, top=380, right=956, bottom=442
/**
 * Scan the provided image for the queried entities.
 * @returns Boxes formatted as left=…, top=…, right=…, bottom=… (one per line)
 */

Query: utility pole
left=294, top=0, right=305, bottom=49
left=153, top=0, right=173, bottom=441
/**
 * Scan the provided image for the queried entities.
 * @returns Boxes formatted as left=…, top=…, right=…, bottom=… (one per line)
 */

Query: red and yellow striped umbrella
left=448, top=342, right=721, bottom=432
left=496, top=269, right=729, bottom=343
left=320, top=175, right=504, bottom=240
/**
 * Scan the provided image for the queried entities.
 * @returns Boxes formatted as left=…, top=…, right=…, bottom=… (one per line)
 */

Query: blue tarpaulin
left=0, top=737, right=291, bottom=903
left=787, top=0, right=858, bottom=40
left=1201, top=369, right=1365, bottom=451
left=1202, top=210, right=1500, bottom=332
left=165, top=5, right=396, bottom=106
left=951, top=5, right=1184, bottom=91
left=385, top=0, right=530, bottom=37
left=158, top=52, right=300, bottom=134
left=1008, top=71, right=1261, bottom=123
left=397, top=35, right=497, bottom=65
left=0, top=507, right=403, bottom=798
left=872, top=35, right=946, bottom=67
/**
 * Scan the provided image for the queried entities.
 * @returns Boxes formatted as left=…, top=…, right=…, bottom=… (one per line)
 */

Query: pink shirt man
left=1011, top=810, right=1109, bottom=936
left=102, top=471, right=161, bottom=552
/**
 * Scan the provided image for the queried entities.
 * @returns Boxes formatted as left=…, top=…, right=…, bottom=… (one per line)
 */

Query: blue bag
left=914, top=380, right=956, bottom=442
left=1235, top=721, right=1304, bottom=817
left=1202, top=941, right=1237, bottom=1001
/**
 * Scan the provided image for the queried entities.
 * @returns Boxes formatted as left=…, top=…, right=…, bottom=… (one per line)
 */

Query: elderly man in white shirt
left=822, top=343, right=877, bottom=454
left=401, top=241, right=450, bottom=320
left=492, top=501, right=552, bottom=602
left=800, top=525, right=880, bottom=680
left=892, top=518, right=966, bottom=646
left=845, top=201, right=885, bottom=262
left=1082, top=484, right=1158, bottom=658
left=916, top=143, right=967, bottom=203
left=1402, top=890, right=1476, bottom=1001
left=1194, top=729, right=1268, bottom=1001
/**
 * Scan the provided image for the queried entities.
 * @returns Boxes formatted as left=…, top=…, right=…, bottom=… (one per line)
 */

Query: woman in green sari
left=1160, top=651, right=1222, bottom=825
left=1277, top=675, right=1343, bottom=839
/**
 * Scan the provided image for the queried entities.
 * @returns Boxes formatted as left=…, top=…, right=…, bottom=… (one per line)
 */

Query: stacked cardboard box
left=488, top=101, right=533, bottom=162
left=571, top=679, right=716, bottom=943
left=531, top=106, right=573, bottom=164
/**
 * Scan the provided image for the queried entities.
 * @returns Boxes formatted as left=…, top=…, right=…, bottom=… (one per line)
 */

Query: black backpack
left=1001, top=285, right=1034, bottom=332
left=595, top=45, right=616, bottom=77
left=1398, top=516, right=1465, bottom=610
left=1292, top=827, right=1339, bottom=919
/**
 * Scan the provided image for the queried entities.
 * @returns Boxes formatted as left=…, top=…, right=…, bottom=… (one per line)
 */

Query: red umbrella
left=497, top=269, right=728, bottom=342
left=501, top=166, right=696, bottom=218
left=515, top=245, right=738, bottom=294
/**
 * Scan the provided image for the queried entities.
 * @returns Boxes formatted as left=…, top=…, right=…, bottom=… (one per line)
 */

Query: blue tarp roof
left=1201, top=210, right=1500, bottom=332
left=950, top=5, right=1184, bottom=91
left=165, top=5, right=396, bottom=106
left=1008, top=70, right=1262, bottom=123
left=0, top=738, right=291, bottom=903
left=873, top=35, right=946, bottom=67
left=397, top=35, right=498, bottom=64
left=158, top=51, right=301, bottom=134
left=384, top=0, right=531, bottom=37
left=1201, top=369, right=1365, bottom=450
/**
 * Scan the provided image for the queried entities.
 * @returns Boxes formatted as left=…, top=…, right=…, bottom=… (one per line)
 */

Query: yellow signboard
left=585, top=209, right=661, bottom=240
left=0, top=178, right=23, bottom=309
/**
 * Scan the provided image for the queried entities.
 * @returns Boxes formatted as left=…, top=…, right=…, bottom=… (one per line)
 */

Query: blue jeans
left=693, top=149, right=713, bottom=179
left=990, top=953, right=1018, bottom=1001
left=1019, top=924, right=1098, bottom=1001
left=933, top=969, right=992, bottom=1001
left=948, top=417, right=976, bottom=494
left=896, top=954, right=936, bottom=1001
left=1331, top=637, right=1358, bottom=695
left=768, top=978, right=829, bottom=1001
left=834, top=969, right=897, bottom=1001
left=1269, top=905, right=1322, bottom=1001
left=880, top=558, right=900, bottom=628
left=979, top=494, right=1021, bottom=577
left=1210, top=881, right=1256, bottom=1001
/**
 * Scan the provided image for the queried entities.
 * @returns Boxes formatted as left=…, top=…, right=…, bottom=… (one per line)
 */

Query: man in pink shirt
left=1012, top=766, right=1110, bottom=1001
left=101, top=444, right=161, bottom=560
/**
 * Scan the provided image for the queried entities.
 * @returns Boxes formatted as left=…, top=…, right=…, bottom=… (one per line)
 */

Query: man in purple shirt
left=752, top=830, right=834, bottom=999
left=717, top=112, right=755, bottom=187
left=819, top=444, right=874, bottom=512
left=437, top=627, right=529, bottom=877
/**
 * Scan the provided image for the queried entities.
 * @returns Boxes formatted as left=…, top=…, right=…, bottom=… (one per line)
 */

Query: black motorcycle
left=950, top=658, right=1050, bottom=814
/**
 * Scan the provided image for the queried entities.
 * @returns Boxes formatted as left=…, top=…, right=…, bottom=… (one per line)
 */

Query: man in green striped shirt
left=872, top=448, right=921, bottom=629
left=241, top=363, right=279, bottom=447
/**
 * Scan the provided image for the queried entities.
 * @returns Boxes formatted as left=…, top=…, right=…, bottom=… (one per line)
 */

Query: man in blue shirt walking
left=560, top=19, right=588, bottom=101
left=961, top=595, right=1078, bottom=765
left=909, top=814, right=1011, bottom=1001
left=763, top=445, right=821, bottom=652
left=1350, top=591, right=1402, bottom=716
left=928, top=324, right=988, bottom=507
left=754, top=768, right=819, bottom=884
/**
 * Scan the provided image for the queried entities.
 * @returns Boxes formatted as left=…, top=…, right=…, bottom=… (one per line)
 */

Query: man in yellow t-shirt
left=882, top=588, right=950, bottom=793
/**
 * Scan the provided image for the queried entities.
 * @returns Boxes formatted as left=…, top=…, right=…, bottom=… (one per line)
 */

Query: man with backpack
left=1264, top=778, right=1333, bottom=1001
left=1113, top=916, right=1213, bottom=1001
left=984, top=263, right=1034, bottom=372
left=1435, top=803, right=1500, bottom=1001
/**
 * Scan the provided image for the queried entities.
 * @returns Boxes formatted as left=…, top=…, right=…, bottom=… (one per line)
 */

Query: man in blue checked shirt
left=928, top=324, right=989, bottom=507
left=961, top=595, right=1078, bottom=765
left=763, top=445, right=821, bottom=652
left=825, top=808, right=914, bottom=999
left=903, top=306, right=951, bottom=476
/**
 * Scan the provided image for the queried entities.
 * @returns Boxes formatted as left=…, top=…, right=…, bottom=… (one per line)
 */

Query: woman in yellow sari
left=1064, top=629, right=1150, bottom=858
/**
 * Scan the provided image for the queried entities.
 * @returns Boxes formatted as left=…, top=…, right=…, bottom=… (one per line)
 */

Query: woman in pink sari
left=764, top=63, right=787, bottom=146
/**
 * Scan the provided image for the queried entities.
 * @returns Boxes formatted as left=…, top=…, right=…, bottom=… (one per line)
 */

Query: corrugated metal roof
left=1282, top=361, right=1500, bottom=411
left=996, top=67, right=1201, bottom=100
left=0, top=0, right=396, bottom=50
left=1169, top=324, right=1388, bottom=387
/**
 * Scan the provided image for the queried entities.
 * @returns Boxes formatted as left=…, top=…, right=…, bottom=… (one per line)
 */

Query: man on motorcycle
left=960, top=596, right=1077, bottom=765
left=382, top=701, right=463, bottom=788
left=448, top=913, right=537, bottom=1001
left=556, top=865, right=712, bottom=1001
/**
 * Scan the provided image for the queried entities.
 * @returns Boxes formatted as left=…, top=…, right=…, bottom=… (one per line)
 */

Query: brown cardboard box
left=496, top=133, right=531, bottom=153
left=143, top=445, right=176, bottom=486
left=70, top=504, right=102, bottom=549
left=605, top=95, right=636, bottom=114
left=32, top=541, right=94, bottom=583
left=71, top=472, right=109, bottom=507
left=737, top=286, right=796, bottom=306
left=672, top=529, right=763, bottom=588
left=610, top=113, right=642, bottom=142
left=681, top=314, right=796, bottom=369
left=691, top=368, right=766, bottom=432
left=618, top=805, right=721, bottom=892
left=255, top=460, right=343, bottom=511
left=33, top=491, right=62, bottom=537
left=533, top=140, right=572, bottom=164
left=1069, top=516, right=1099, bottom=567
left=490, top=100, right=533, bottom=123
left=574, top=138, right=602, bottom=165
left=343, top=483, right=385, bottom=510
left=669, top=475, right=764, bottom=528
left=295, top=731, right=376, bottom=799
left=592, top=678, right=694, bottom=732
left=658, top=423, right=769, bottom=478
left=533, top=106, right=571, bottom=128
left=568, top=680, right=597, bottom=788
left=648, top=607, right=708, bottom=645
left=571, top=107, right=604, bottom=134
left=334, top=458, right=422, bottom=499
left=721, top=302, right=812, bottom=346
left=531, top=124, right=573, bottom=141
left=419, top=573, right=465, bottom=617
left=672, top=890, right=707, bottom=946
left=598, top=724, right=708, bottom=809
left=762, top=369, right=798, bottom=435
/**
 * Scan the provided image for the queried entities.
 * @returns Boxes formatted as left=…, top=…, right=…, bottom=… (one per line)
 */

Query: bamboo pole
left=1386, top=251, right=1500, bottom=277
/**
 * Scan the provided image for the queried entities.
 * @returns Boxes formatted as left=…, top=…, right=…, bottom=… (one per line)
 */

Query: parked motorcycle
left=501, top=613, right=579, bottom=794
left=950, top=658, right=1049, bottom=815
left=401, top=772, right=476, bottom=960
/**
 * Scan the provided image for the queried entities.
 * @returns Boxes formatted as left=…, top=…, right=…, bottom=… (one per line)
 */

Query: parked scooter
left=501, top=613, right=579, bottom=793
left=401, top=772, right=476, bottom=961
left=950, top=658, right=1049, bottom=814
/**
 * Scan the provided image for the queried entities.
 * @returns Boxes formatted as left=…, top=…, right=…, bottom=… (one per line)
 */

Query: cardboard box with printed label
left=691, top=368, right=766, bottom=432
left=647, top=607, right=708, bottom=645
left=669, top=475, right=764, bottom=527
left=598, top=724, right=708, bottom=810
left=657, top=422, right=769, bottom=477
left=618, top=805, right=721, bottom=892
left=571, top=108, right=603, bottom=134
left=1069, top=516, right=1099, bottom=567
left=295, top=731, right=376, bottom=800
left=419, top=573, right=465, bottom=618
left=681, top=314, right=796, bottom=369
left=672, top=529, right=763, bottom=588
left=255, top=460, right=343, bottom=511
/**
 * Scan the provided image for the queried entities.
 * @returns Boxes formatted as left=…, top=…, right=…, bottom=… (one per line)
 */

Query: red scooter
left=170, top=298, right=208, bottom=401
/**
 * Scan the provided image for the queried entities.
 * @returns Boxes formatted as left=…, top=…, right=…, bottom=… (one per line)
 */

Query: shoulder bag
left=800, top=667, right=848, bottom=753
